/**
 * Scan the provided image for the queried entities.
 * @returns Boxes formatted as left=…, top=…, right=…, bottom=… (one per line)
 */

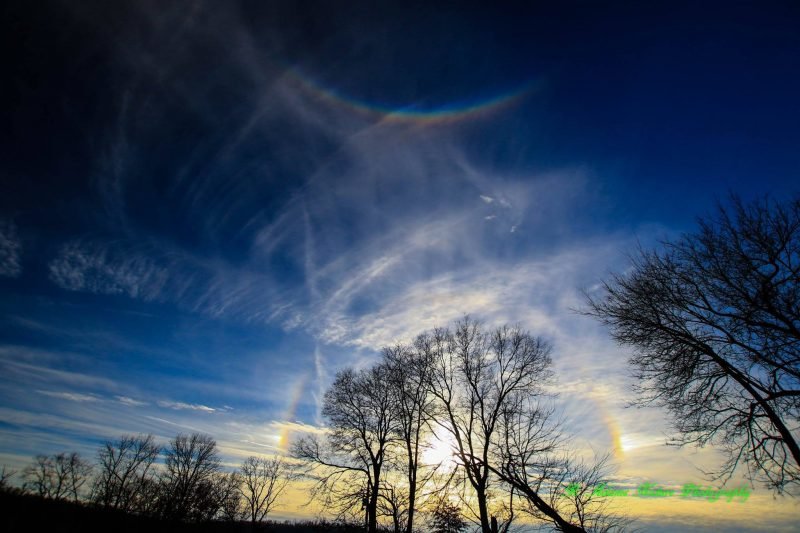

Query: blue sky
left=1, top=1, right=799, bottom=528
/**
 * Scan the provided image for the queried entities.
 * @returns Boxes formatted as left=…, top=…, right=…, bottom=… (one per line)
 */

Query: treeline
left=1, top=433, right=291, bottom=525
left=0, top=490, right=373, bottom=533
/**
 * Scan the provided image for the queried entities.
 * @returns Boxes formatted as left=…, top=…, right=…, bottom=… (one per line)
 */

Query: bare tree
left=425, top=317, right=553, bottom=533
left=490, top=396, right=631, bottom=533
left=293, top=364, right=399, bottom=533
left=238, top=455, right=290, bottom=523
left=133, top=474, right=162, bottom=517
left=185, top=470, right=243, bottom=522
left=0, top=465, right=16, bottom=491
left=216, top=471, right=243, bottom=522
left=383, top=340, right=437, bottom=533
left=584, top=195, right=800, bottom=493
left=554, top=456, right=634, bottom=533
left=22, top=452, right=92, bottom=502
left=92, top=434, right=160, bottom=512
left=490, top=393, right=577, bottom=532
left=431, top=499, right=468, bottom=533
left=294, top=317, right=624, bottom=531
left=376, top=477, right=410, bottom=533
left=63, top=452, right=93, bottom=502
left=292, top=434, right=369, bottom=524
left=159, top=433, right=222, bottom=521
left=23, top=455, right=56, bottom=498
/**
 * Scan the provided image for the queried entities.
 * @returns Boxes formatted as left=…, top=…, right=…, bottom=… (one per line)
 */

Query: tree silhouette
left=22, top=452, right=92, bottom=502
left=238, top=455, right=290, bottom=523
left=293, top=364, right=398, bottom=532
left=0, top=465, right=15, bottom=491
left=22, top=455, right=55, bottom=498
left=293, top=317, right=626, bottom=532
left=159, top=433, right=222, bottom=521
left=431, top=500, right=467, bottom=533
left=426, top=317, right=552, bottom=533
left=92, top=434, right=159, bottom=513
left=214, top=471, right=243, bottom=522
left=585, top=195, right=800, bottom=493
left=383, top=341, right=437, bottom=533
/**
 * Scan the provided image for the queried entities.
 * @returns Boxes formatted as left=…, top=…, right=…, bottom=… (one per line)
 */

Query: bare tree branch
left=238, top=455, right=290, bottom=523
left=92, top=434, right=159, bottom=513
left=583, top=194, right=800, bottom=494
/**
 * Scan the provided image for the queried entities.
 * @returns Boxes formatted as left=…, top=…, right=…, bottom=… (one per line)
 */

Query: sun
left=422, top=433, right=459, bottom=469
left=619, top=434, right=640, bottom=453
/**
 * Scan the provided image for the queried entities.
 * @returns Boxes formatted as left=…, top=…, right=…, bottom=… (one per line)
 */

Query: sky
left=1, top=1, right=799, bottom=530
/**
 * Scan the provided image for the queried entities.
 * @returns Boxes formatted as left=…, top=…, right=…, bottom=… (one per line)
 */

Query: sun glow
left=422, top=433, right=459, bottom=469
left=619, top=434, right=639, bottom=453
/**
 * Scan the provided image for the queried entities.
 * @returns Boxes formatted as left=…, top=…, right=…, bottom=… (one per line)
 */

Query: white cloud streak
left=36, top=390, right=101, bottom=403
left=115, top=395, right=147, bottom=406
left=156, top=400, right=217, bottom=412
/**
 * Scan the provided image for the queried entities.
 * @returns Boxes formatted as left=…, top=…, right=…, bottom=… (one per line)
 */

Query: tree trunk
left=405, top=486, right=416, bottom=533
left=698, top=341, right=800, bottom=469
left=367, top=499, right=378, bottom=533
left=405, top=458, right=416, bottom=533
left=368, top=463, right=381, bottom=533
left=476, top=484, right=492, bottom=533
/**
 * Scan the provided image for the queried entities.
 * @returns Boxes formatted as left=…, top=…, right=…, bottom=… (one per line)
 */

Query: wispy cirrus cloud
left=1, top=359, right=121, bottom=394
left=1, top=2, right=796, bottom=528
left=115, top=395, right=147, bottom=407
left=304, top=241, right=621, bottom=350
left=0, top=3, right=714, bottom=511
left=0, top=219, right=22, bottom=277
left=35, top=100, right=636, bottom=444
left=41, top=35, right=601, bottom=356
left=0, top=348, right=306, bottom=471
left=36, top=390, right=101, bottom=403
left=156, top=400, right=217, bottom=413
left=269, top=420, right=327, bottom=435
left=45, top=236, right=293, bottom=323
left=48, top=241, right=169, bottom=300
left=21, top=38, right=654, bottom=486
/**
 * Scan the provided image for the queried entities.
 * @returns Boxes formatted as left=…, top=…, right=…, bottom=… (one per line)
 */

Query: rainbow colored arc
left=287, top=67, right=539, bottom=126
left=278, top=371, right=312, bottom=451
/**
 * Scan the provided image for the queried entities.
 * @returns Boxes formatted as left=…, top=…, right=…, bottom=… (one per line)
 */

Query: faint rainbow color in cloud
left=286, top=66, right=540, bottom=126
left=278, top=371, right=312, bottom=451
left=596, top=400, right=625, bottom=459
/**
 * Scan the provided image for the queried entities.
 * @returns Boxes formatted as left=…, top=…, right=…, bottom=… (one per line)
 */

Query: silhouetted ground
left=0, top=491, right=371, bottom=533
